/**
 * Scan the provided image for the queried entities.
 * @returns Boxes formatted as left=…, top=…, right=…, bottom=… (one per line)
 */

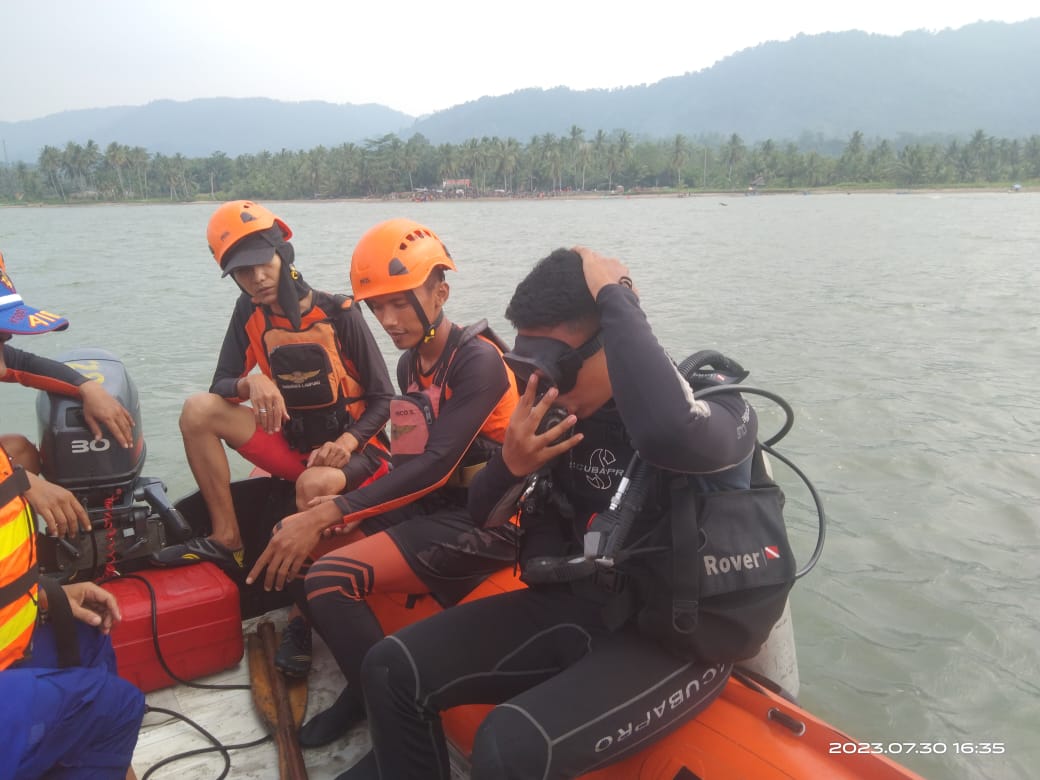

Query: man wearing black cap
left=155, top=201, right=394, bottom=676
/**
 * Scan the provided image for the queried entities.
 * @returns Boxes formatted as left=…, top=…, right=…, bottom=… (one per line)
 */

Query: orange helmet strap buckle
left=409, top=290, right=442, bottom=344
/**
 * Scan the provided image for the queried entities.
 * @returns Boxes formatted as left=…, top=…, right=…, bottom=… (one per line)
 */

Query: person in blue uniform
left=0, top=250, right=135, bottom=540
left=0, top=252, right=144, bottom=780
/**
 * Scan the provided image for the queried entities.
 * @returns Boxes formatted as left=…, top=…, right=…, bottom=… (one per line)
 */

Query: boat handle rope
left=767, top=707, right=807, bottom=736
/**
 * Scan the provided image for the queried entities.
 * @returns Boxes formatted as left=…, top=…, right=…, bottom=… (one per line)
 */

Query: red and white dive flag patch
left=763, top=546, right=781, bottom=560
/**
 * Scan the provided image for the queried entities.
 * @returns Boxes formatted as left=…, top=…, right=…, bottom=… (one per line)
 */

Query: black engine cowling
left=34, top=347, right=191, bottom=581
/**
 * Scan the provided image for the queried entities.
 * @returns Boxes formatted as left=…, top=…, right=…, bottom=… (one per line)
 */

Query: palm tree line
left=2, top=128, right=1037, bottom=203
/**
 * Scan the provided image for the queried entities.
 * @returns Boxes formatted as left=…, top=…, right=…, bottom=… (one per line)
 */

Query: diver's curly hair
left=506, top=248, right=598, bottom=330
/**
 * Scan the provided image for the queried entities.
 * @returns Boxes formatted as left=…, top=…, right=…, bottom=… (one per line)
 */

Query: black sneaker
left=275, top=615, right=313, bottom=678
left=152, top=537, right=245, bottom=576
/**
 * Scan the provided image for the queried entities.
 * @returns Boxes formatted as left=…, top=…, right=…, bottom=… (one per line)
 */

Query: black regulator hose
left=583, top=454, right=653, bottom=564
left=522, top=353, right=826, bottom=584
left=523, top=453, right=655, bottom=584
left=693, top=384, right=826, bottom=579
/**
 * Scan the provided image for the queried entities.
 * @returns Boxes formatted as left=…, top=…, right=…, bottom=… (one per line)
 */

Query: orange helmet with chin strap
left=351, top=219, right=457, bottom=343
left=207, top=200, right=292, bottom=270
left=350, top=219, right=456, bottom=302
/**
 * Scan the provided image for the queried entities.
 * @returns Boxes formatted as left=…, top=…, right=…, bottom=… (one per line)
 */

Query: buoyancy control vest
left=390, top=320, right=513, bottom=487
left=625, top=443, right=796, bottom=663
left=624, top=355, right=796, bottom=662
left=0, top=446, right=38, bottom=670
left=520, top=352, right=799, bottom=663
left=244, top=295, right=378, bottom=453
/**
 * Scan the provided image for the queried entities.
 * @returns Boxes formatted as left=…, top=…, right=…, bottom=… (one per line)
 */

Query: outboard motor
left=34, top=347, right=191, bottom=581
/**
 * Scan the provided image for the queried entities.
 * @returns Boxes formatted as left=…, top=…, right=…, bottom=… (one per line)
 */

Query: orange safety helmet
left=207, top=200, right=292, bottom=270
left=350, top=219, right=456, bottom=302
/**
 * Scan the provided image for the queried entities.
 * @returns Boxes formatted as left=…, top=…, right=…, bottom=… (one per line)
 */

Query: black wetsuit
left=356, top=284, right=758, bottom=779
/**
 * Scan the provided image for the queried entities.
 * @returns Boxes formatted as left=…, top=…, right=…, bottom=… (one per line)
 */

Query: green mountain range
left=2, top=19, right=1036, bottom=164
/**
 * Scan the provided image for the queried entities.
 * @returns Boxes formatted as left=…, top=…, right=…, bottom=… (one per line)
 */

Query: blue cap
left=0, top=251, right=70, bottom=335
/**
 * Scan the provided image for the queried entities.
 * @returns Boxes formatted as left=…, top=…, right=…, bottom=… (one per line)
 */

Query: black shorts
left=343, top=445, right=390, bottom=488
left=361, top=492, right=518, bottom=606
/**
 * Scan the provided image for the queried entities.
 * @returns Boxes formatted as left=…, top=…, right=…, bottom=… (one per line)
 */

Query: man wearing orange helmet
left=154, top=202, right=394, bottom=666
left=349, top=247, right=765, bottom=780
left=245, top=218, right=520, bottom=750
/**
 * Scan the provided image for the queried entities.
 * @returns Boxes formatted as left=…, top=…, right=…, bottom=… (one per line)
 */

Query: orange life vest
left=0, top=445, right=38, bottom=671
left=245, top=296, right=369, bottom=421
left=243, top=295, right=393, bottom=455
left=390, top=321, right=517, bottom=485
left=408, top=332, right=516, bottom=444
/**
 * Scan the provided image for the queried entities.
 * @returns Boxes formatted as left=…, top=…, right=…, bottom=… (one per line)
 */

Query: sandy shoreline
left=0, top=185, right=1029, bottom=209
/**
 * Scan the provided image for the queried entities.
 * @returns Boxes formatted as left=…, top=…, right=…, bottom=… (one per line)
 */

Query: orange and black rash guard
left=331, top=325, right=518, bottom=526
left=1, top=344, right=88, bottom=396
left=210, top=290, right=393, bottom=447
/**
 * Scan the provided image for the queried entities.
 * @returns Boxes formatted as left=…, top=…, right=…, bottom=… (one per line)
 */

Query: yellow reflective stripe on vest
left=0, top=502, right=33, bottom=555
left=0, top=592, right=38, bottom=665
left=0, top=502, right=38, bottom=670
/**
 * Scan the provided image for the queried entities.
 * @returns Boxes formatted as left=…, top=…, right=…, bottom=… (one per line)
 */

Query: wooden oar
left=247, top=620, right=309, bottom=779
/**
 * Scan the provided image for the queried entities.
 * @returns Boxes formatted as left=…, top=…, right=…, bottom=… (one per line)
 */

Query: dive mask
left=503, top=331, right=602, bottom=397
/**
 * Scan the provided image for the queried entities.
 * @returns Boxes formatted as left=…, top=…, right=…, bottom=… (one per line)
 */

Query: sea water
left=1, top=192, right=1037, bottom=780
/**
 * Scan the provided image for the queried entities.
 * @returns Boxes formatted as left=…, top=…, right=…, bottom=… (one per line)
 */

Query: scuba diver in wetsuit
left=342, top=246, right=783, bottom=780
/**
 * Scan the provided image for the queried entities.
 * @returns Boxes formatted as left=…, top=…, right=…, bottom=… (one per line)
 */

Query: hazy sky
left=2, top=1, right=1036, bottom=122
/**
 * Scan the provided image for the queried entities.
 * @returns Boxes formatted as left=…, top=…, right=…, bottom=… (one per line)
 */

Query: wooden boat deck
left=131, top=606, right=393, bottom=780
left=131, top=598, right=800, bottom=779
